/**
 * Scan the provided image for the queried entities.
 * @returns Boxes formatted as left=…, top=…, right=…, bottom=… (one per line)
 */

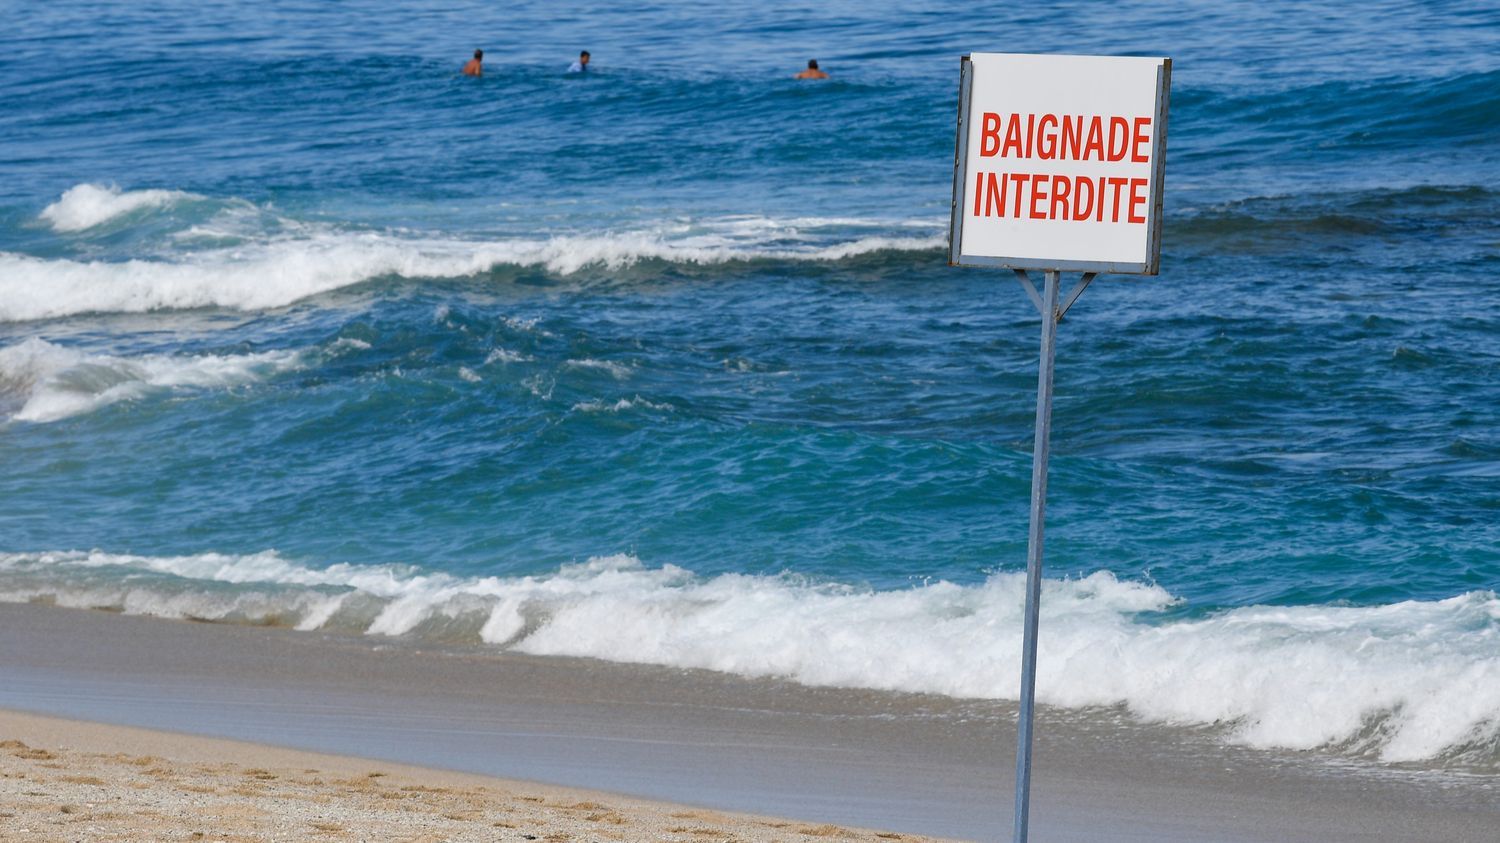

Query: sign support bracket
left=1011, top=270, right=1045, bottom=316
left=1058, top=272, right=1096, bottom=321
left=1012, top=270, right=1097, bottom=322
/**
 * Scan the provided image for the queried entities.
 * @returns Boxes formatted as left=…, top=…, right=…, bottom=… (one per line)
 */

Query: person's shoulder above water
left=463, top=49, right=483, bottom=77
left=794, top=59, right=828, bottom=80
left=567, top=50, right=591, bottom=74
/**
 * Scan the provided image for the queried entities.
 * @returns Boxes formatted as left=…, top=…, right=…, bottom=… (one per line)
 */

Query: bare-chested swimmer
left=794, top=59, right=828, bottom=80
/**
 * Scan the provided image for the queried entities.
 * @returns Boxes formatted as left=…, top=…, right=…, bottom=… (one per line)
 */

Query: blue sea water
left=2, top=1, right=1498, bottom=767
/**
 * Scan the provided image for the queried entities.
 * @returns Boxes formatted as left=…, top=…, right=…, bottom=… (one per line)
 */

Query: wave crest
left=1, top=231, right=942, bottom=323
left=0, top=338, right=306, bottom=423
left=39, top=184, right=201, bottom=233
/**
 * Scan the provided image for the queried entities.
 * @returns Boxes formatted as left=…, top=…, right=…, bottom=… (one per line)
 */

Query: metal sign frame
left=945, top=52, right=1170, bottom=843
left=948, top=54, right=1171, bottom=275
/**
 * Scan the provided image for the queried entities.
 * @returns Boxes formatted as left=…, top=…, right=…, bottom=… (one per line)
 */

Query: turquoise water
left=2, top=1, right=1498, bottom=767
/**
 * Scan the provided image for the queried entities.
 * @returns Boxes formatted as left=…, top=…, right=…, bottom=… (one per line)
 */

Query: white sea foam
left=502, top=316, right=544, bottom=333
left=521, top=373, right=554, bottom=400
left=0, top=236, right=501, bottom=322
left=564, top=358, right=632, bottom=380
left=571, top=396, right=671, bottom=413
left=0, top=338, right=305, bottom=423
left=1, top=549, right=1497, bottom=763
left=329, top=337, right=372, bottom=352
left=39, top=184, right=201, bottom=232
left=484, top=348, right=531, bottom=364
left=5, top=194, right=945, bottom=322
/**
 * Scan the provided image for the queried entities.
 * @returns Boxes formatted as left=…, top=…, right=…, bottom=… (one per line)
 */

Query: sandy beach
left=0, top=709, right=950, bottom=842
left=2, top=603, right=1497, bottom=842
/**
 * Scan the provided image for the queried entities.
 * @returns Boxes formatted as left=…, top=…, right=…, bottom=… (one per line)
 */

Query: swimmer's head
left=580, top=50, right=591, bottom=64
left=808, top=59, right=819, bottom=70
left=474, top=49, right=483, bottom=60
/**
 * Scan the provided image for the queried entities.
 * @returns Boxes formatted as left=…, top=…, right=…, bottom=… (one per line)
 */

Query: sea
left=2, top=0, right=1497, bottom=772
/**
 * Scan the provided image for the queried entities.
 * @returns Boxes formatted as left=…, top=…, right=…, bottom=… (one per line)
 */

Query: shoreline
left=2, top=602, right=1497, bottom=842
left=0, top=708, right=943, bottom=842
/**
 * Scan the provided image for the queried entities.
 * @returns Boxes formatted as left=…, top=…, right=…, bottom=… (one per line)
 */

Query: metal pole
left=1013, top=269, right=1059, bottom=843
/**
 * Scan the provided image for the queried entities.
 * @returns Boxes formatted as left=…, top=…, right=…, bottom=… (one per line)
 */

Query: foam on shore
left=1, top=549, right=1496, bottom=764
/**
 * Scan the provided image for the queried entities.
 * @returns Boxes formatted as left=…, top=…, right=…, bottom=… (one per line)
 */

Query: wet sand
left=0, top=709, right=945, bottom=842
left=1, top=603, right=1495, bottom=842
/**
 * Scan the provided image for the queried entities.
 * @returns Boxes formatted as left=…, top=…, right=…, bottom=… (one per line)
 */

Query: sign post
left=947, top=52, right=1170, bottom=843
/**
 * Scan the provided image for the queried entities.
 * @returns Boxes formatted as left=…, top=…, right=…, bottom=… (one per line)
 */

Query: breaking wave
left=7, top=184, right=945, bottom=322
left=0, top=338, right=307, bottom=423
left=39, top=184, right=203, bottom=233
left=3, top=549, right=1497, bottom=766
left=0, top=233, right=942, bottom=322
left=0, top=234, right=944, bottom=323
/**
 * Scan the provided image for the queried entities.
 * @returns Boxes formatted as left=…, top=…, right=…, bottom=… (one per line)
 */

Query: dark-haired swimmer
left=794, top=59, right=828, bottom=80
left=568, top=51, right=590, bottom=73
left=463, top=49, right=483, bottom=76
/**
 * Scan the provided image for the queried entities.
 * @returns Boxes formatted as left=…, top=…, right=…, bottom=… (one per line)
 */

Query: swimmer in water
left=463, top=49, right=483, bottom=77
left=794, top=59, right=828, bottom=80
left=568, top=51, right=590, bottom=73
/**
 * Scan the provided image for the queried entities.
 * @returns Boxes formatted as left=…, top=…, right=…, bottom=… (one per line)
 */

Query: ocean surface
left=2, top=1, right=1498, bottom=770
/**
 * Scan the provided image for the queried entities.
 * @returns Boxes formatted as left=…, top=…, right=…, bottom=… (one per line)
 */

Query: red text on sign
left=978, top=113, right=1152, bottom=163
left=978, top=112, right=1152, bottom=161
left=971, top=173, right=1148, bottom=224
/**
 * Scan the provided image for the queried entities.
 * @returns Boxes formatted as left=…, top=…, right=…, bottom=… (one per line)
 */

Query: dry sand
left=0, top=709, right=948, bottom=843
